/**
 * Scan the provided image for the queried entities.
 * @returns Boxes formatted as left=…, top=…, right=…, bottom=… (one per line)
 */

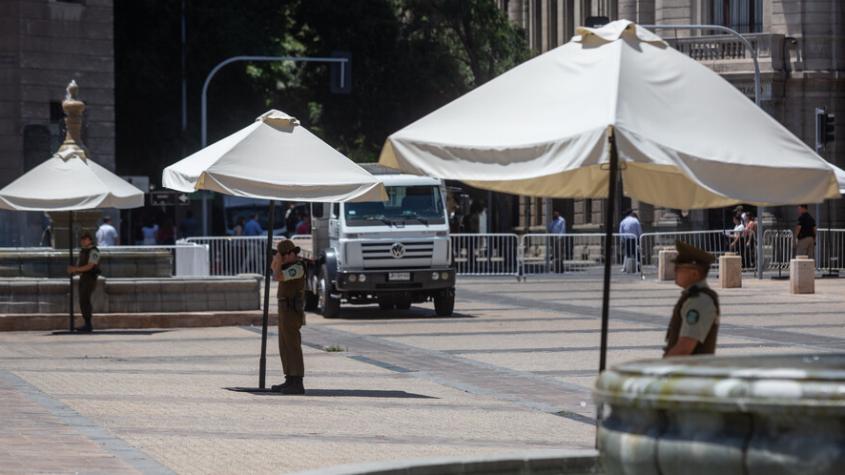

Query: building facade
left=498, top=0, right=844, bottom=231
left=0, top=0, right=114, bottom=245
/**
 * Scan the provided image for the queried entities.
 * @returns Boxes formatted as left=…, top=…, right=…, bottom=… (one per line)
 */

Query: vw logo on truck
left=390, top=242, right=406, bottom=258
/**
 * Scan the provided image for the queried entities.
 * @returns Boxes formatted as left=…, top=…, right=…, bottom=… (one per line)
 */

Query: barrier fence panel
left=451, top=234, right=520, bottom=276
left=816, top=229, right=845, bottom=272
left=763, top=229, right=793, bottom=273
left=186, top=236, right=267, bottom=276
left=639, top=230, right=730, bottom=277
left=520, top=233, right=639, bottom=276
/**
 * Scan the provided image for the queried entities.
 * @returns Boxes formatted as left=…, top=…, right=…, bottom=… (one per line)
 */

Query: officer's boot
left=270, top=377, right=291, bottom=392
left=281, top=377, right=305, bottom=395
left=76, top=318, right=93, bottom=333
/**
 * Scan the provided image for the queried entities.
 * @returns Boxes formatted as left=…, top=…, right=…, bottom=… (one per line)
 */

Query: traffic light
left=815, top=107, right=835, bottom=152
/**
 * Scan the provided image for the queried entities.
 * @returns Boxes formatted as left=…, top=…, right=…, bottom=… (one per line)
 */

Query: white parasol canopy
left=0, top=147, right=144, bottom=211
left=380, top=20, right=840, bottom=208
left=163, top=110, right=386, bottom=202
left=829, top=162, right=845, bottom=194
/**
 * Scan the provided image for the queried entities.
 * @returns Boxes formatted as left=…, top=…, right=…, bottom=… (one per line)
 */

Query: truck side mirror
left=312, top=203, right=324, bottom=218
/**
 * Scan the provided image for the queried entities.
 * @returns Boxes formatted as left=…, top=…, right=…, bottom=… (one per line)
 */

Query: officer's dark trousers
left=78, top=276, right=96, bottom=326
left=278, top=304, right=304, bottom=377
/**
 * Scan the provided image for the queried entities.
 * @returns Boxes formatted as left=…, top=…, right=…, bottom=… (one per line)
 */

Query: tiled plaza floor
left=1, top=274, right=843, bottom=473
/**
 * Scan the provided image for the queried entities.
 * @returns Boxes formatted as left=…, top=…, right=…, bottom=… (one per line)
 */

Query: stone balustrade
left=595, top=354, right=845, bottom=475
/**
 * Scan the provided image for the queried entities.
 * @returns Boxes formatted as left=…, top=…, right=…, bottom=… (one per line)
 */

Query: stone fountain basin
left=594, top=354, right=845, bottom=475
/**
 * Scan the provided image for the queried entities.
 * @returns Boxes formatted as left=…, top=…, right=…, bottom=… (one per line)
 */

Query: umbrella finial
left=60, top=80, right=86, bottom=151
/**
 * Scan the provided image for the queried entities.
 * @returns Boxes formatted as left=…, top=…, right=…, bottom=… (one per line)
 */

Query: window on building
left=548, top=1, right=559, bottom=48
left=710, top=0, right=763, bottom=33
left=532, top=0, right=543, bottom=50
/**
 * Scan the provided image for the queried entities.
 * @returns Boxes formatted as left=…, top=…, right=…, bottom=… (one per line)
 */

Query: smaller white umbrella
left=163, top=110, right=385, bottom=203
left=163, top=109, right=385, bottom=389
left=0, top=147, right=144, bottom=211
left=0, top=81, right=144, bottom=331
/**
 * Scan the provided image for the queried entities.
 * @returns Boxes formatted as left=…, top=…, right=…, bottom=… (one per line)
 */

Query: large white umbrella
left=0, top=81, right=144, bottom=331
left=163, top=109, right=386, bottom=390
left=379, top=20, right=840, bottom=372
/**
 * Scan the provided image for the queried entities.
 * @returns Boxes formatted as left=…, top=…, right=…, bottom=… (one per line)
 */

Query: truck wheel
left=434, top=289, right=455, bottom=317
left=396, top=299, right=411, bottom=310
left=318, top=265, right=340, bottom=318
left=378, top=301, right=394, bottom=311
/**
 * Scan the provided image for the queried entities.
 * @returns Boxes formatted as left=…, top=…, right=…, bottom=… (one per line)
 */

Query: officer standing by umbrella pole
left=664, top=241, right=720, bottom=357
left=270, top=239, right=306, bottom=394
left=67, top=231, right=101, bottom=332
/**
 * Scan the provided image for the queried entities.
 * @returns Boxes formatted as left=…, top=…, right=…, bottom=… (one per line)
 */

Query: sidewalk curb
left=0, top=310, right=267, bottom=331
left=289, top=449, right=601, bottom=475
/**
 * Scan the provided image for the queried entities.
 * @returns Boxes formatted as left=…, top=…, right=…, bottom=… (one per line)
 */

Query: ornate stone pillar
left=49, top=81, right=102, bottom=249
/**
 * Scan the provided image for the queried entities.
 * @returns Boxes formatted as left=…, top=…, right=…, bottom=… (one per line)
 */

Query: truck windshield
left=344, top=185, right=445, bottom=227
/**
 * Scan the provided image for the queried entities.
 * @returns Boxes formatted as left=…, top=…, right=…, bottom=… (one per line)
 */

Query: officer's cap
left=673, top=241, right=714, bottom=268
left=276, top=239, right=300, bottom=255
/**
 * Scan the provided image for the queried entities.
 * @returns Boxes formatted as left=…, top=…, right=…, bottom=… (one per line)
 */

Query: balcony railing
left=664, top=33, right=785, bottom=69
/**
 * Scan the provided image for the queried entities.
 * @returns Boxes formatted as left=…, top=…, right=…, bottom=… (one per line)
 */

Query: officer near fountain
left=664, top=241, right=720, bottom=357
left=270, top=239, right=306, bottom=394
left=66, top=231, right=100, bottom=332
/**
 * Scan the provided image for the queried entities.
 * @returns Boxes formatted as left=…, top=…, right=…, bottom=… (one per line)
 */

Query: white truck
left=298, top=164, right=455, bottom=318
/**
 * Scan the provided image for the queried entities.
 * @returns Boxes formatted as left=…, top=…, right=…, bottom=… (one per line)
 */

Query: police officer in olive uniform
left=67, top=231, right=100, bottom=332
left=270, top=239, right=306, bottom=394
left=664, top=241, right=720, bottom=357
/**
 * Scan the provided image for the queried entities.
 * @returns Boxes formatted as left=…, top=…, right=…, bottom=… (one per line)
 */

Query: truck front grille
left=361, top=241, right=434, bottom=268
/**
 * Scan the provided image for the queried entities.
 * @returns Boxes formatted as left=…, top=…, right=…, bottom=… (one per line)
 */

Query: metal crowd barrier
left=183, top=228, right=836, bottom=278
left=763, top=229, right=793, bottom=273
left=451, top=233, right=520, bottom=276
left=816, top=229, right=845, bottom=272
left=520, top=233, right=639, bottom=276
left=185, top=236, right=268, bottom=276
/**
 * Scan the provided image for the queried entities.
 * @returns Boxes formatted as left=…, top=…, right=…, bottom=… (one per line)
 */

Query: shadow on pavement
left=224, top=387, right=437, bottom=399
left=49, top=330, right=172, bottom=336
left=326, top=306, right=476, bottom=321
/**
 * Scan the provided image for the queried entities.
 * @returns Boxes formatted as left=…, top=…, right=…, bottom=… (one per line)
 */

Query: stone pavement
left=1, top=274, right=843, bottom=474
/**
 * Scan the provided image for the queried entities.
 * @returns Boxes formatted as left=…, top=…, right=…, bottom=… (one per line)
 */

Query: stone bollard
left=658, top=249, right=678, bottom=281
left=790, top=255, right=815, bottom=294
left=719, top=253, right=742, bottom=288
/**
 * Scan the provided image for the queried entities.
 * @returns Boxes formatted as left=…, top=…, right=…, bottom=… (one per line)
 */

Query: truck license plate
left=388, top=272, right=411, bottom=281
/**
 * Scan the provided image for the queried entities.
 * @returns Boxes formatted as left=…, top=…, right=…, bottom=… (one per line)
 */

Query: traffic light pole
left=199, top=55, right=350, bottom=235
left=641, top=24, right=765, bottom=278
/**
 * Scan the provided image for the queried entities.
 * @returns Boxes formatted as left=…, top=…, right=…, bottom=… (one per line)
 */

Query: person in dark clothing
left=67, top=232, right=100, bottom=332
left=794, top=204, right=816, bottom=259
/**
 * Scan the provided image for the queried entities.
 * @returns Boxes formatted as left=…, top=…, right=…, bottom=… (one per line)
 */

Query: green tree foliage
left=114, top=0, right=530, bottom=177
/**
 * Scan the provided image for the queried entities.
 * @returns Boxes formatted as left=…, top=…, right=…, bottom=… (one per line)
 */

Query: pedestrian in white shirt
left=619, top=210, right=642, bottom=273
left=95, top=216, right=119, bottom=246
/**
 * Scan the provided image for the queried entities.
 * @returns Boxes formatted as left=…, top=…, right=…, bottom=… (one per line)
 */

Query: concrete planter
left=594, top=354, right=845, bottom=475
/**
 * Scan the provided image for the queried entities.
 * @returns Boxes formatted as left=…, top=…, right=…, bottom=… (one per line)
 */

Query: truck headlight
left=349, top=274, right=358, bottom=283
left=431, top=272, right=440, bottom=280
left=358, top=273, right=367, bottom=282
left=441, top=271, right=450, bottom=280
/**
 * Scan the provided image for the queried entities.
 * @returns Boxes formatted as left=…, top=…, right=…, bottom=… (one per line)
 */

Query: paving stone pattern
left=0, top=275, right=843, bottom=473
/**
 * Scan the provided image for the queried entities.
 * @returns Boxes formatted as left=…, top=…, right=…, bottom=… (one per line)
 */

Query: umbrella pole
left=258, top=200, right=276, bottom=389
left=599, top=132, right=619, bottom=373
left=68, top=211, right=74, bottom=332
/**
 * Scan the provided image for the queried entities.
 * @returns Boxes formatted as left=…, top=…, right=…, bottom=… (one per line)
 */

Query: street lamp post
left=198, top=55, right=350, bottom=235
left=640, top=24, right=766, bottom=279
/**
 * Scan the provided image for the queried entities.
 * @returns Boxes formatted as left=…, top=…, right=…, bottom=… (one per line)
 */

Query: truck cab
left=307, top=164, right=455, bottom=317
